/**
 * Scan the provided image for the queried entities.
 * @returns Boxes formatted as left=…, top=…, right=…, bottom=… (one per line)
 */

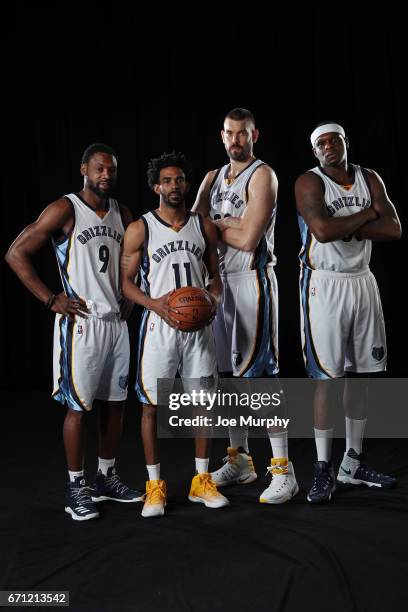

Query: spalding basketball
left=168, top=286, right=213, bottom=332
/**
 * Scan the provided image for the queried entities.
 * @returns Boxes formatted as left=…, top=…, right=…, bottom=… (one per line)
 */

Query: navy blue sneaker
left=307, top=461, right=336, bottom=503
left=91, top=467, right=144, bottom=503
left=65, top=476, right=100, bottom=521
left=337, top=448, right=396, bottom=489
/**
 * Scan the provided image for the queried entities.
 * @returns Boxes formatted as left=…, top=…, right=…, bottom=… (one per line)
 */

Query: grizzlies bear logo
left=372, top=346, right=385, bottom=361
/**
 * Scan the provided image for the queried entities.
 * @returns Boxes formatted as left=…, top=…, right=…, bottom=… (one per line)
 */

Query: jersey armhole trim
left=209, top=168, right=222, bottom=194
left=308, top=170, right=326, bottom=197
left=117, top=202, right=128, bottom=232
left=360, top=166, right=373, bottom=201
left=140, top=216, right=150, bottom=295
left=197, top=213, right=209, bottom=251
left=53, top=196, right=75, bottom=244
left=245, top=162, right=266, bottom=201
left=141, top=216, right=149, bottom=257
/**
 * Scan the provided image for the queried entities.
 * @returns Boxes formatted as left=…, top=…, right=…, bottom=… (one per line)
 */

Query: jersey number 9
left=99, top=245, right=110, bottom=273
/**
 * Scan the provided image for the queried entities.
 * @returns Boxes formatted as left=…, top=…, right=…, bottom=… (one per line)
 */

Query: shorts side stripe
left=265, top=269, right=279, bottom=370
left=301, top=268, right=331, bottom=379
left=68, top=320, right=89, bottom=409
left=52, top=316, right=87, bottom=410
left=136, top=310, right=155, bottom=405
left=52, top=315, right=64, bottom=398
left=239, top=269, right=265, bottom=376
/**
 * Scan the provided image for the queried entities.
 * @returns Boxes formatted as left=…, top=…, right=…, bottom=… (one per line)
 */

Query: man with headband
left=295, top=121, right=401, bottom=503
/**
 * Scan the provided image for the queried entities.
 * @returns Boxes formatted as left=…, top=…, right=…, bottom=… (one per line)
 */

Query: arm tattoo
left=120, top=255, right=131, bottom=270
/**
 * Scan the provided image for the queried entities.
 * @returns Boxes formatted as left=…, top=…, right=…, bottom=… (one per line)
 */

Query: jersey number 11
left=172, top=262, right=192, bottom=288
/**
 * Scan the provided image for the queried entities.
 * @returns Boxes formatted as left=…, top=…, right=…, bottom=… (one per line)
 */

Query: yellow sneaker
left=188, top=473, right=230, bottom=508
left=141, top=479, right=167, bottom=518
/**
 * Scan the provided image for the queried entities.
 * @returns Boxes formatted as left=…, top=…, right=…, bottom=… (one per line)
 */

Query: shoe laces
left=71, top=484, right=93, bottom=505
left=266, top=459, right=288, bottom=477
left=311, top=470, right=333, bottom=492
left=103, top=473, right=129, bottom=495
left=355, top=463, right=385, bottom=481
left=199, top=473, right=220, bottom=496
left=218, top=451, right=240, bottom=477
left=348, top=453, right=387, bottom=481
left=147, top=481, right=166, bottom=505
left=265, top=470, right=289, bottom=494
left=223, top=448, right=239, bottom=464
left=222, top=447, right=253, bottom=471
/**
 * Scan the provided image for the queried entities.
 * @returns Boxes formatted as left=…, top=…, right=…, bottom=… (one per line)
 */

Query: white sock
left=146, top=463, right=160, bottom=480
left=68, top=469, right=84, bottom=483
left=268, top=431, right=288, bottom=460
left=345, top=416, right=367, bottom=455
left=229, top=427, right=249, bottom=453
left=98, top=457, right=115, bottom=475
left=314, top=428, right=333, bottom=462
left=195, top=458, right=209, bottom=474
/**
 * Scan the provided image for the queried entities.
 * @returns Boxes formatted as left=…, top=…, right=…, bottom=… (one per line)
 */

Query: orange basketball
left=168, top=286, right=213, bottom=332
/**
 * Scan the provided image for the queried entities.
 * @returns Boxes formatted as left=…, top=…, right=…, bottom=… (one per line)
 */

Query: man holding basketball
left=121, top=151, right=229, bottom=517
left=193, top=108, right=298, bottom=504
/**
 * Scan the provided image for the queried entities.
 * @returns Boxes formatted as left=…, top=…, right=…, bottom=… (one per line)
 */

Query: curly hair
left=147, top=151, right=193, bottom=190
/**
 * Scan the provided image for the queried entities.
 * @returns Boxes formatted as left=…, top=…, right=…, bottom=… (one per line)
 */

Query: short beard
left=88, top=181, right=115, bottom=199
left=228, top=145, right=251, bottom=162
left=162, top=193, right=184, bottom=208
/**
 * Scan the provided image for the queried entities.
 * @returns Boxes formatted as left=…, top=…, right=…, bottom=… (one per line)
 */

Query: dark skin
left=5, top=152, right=133, bottom=470
left=121, top=166, right=222, bottom=466
left=295, top=132, right=402, bottom=429
left=295, top=133, right=401, bottom=243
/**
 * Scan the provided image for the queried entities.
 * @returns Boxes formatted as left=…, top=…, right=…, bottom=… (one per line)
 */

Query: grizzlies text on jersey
left=52, top=193, right=124, bottom=317
left=298, top=164, right=372, bottom=273
left=52, top=193, right=129, bottom=411
left=136, top=211, right=217, bottom=405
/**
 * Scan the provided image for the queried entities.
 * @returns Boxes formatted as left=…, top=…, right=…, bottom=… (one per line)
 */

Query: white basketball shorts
left=213, top=263, right=279, bottom=377
left=135, top=311, right=217, bottom=406
left=53, top=313, right=130, bottom=411
left=300, top=267, right=387, bottom=379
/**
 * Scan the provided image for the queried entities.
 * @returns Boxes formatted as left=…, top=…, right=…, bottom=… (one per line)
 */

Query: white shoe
left=259, top=458, right=299, bottom=504
left=211, top=447, right=257, bottom=487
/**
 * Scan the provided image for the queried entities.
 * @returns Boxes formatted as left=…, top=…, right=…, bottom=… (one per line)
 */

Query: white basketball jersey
left=140, top=211, right=207, bottom=298
left=52, top=193, right=124, bottom=317
left=298, top=164, right=372, bottom=272
left=209, top=159, right=276, bottom=273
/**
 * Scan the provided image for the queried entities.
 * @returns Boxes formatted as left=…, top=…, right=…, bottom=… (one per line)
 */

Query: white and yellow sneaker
left=141, top=479, right=167, bottom=518
left=211, top=447, right=257, bottom=487
left=188, top=473, right=230, bottom=508
left=259, top=458, right=299, bottom=504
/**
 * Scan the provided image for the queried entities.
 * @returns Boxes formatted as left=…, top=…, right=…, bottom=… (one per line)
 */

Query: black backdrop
left=2, top=11, right=408, bottom=386
left=1, top=10, right=408, bottom=612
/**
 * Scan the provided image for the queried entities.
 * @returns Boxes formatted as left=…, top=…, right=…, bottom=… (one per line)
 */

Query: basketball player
left=193, top=108, right=298, bottom=504
left=295, top=121, right=401, bottom=503
left=5, top=143, right=143, bottom=521
left=121, top=151, right=229, bottom=517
